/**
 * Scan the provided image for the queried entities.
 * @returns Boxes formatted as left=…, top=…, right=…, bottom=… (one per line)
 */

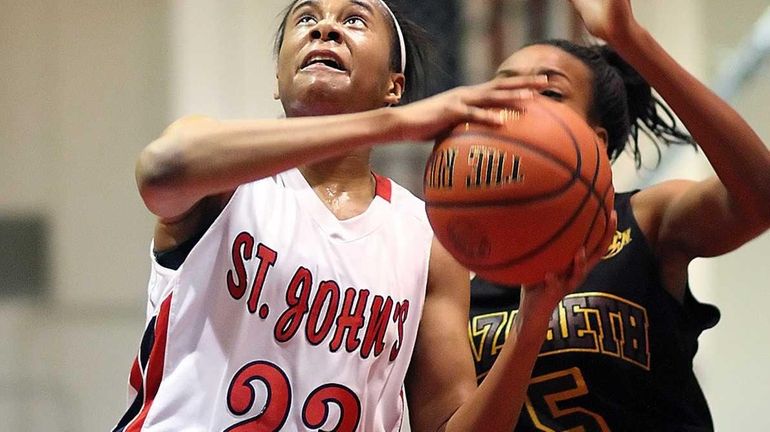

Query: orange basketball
left=424, top=96, right=614, bottom=285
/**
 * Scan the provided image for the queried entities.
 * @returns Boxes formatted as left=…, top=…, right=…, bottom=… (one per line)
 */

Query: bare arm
left=405, top=239, right=476, bottom=432
left=136, top=78, right=545, bottom=221
left=571, top=0, right=770, bottom=261
left=407, top=221, right=615, bottom=431
left=138, top=111, right=399, bottom=220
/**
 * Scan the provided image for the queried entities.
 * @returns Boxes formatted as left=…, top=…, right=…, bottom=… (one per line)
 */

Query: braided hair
left=533, top=39, right=696, bottom=167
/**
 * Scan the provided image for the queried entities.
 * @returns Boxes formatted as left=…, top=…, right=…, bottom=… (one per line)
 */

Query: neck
left=283, top=95, right=387, bottom=118
left=300, top=149, right=378, bottom=220
left=300, top=148, right=373, bottom=190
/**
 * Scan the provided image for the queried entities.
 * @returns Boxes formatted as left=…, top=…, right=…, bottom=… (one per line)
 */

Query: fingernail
left=536, top=75, right=549, bottom=84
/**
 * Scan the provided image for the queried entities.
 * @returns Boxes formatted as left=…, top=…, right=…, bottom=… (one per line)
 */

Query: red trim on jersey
left=128, top=356, right=142, bottom=393
left=372, top=172, right=392, bottom=202
left=126, top=293, right=173, bottom=432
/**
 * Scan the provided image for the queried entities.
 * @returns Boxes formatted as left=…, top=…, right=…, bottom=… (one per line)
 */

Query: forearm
left=611, top=26, right=770, bottom=218
left=136, top=75, right=545, bottom=219
left=137, top=108, right=401, bottom=218
left=443, top=301, right=553, bottom=432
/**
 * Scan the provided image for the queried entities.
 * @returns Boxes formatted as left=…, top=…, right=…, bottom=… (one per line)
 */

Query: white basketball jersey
left=114, top=168, right=434, bottom=432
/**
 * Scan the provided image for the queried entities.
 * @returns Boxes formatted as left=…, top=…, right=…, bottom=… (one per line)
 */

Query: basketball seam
left=426, top=103, right=607, bottom=209
left=425, top=129, right=581, bottom=207
left=580, top=143, right=610, bottom=257
left=465, top=107, right=611, bottom=270
left=471, top=175, right=594, bottom=270
left=541, top=102, right=612, bottom=222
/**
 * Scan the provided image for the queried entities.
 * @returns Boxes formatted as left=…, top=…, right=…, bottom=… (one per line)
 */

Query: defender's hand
left=568, top=0, right=637, bottom=43
left=521, top=209, right=617, bottom=311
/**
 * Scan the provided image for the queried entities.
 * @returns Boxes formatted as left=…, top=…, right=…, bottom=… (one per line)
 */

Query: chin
left=282, top=94, right=349, bottom=117
left=283, top=81, right=370, bottom=116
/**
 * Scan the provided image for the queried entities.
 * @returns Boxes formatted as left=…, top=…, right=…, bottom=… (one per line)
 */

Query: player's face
left=276, top=0, right=402, bottom=117
left=496, top=44, right=595, bottom=122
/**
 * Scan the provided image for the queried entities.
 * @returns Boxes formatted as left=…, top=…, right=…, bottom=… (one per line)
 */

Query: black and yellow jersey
left=469, top=191, right=720, bottom=431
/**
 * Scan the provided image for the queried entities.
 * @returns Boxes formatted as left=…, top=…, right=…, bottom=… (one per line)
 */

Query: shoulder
left=228, top=169, right=296, bottom=203
left=152, top=173, right=288, bottom=252
left=375, top=176, right=460, bottom=289
left=386, top=177, right=431, bottom=229
left=627, top=180, right=696, bottom=246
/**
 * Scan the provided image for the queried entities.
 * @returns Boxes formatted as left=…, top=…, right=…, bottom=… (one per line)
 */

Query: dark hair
left=273, top=0, right=432, bottom=104
left=532, top=39, right=696, bottom=167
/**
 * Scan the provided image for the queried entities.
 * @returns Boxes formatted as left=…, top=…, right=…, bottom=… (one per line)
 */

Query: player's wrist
left=510, top=303, right=554, bottom=342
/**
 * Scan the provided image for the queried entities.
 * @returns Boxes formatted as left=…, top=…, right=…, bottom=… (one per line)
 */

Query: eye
left=344, top=16, right=366, bottom=27
left=540, top=89, right=564, bottom=101
left=298, top=15, right=317, bottom=25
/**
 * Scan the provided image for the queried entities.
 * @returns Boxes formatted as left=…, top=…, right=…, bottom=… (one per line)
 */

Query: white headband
left=378, top=0, right=407, bottom=74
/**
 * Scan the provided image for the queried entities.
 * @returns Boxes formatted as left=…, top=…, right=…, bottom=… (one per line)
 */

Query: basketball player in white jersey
left=114, top=1, right=609, bottom=430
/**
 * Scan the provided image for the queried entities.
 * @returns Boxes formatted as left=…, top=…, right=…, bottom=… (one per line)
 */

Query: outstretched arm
left=570, top=0, right=770, bottom=261
left=136, top=78, right=544, bottom=221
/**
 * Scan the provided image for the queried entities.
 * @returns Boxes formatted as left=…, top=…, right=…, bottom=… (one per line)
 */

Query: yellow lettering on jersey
left=540, top=292, right=650, bottom=370
left=603, top=228, right=632, bottom=259
left=471, top=292, right=651, bottom=373
left=468, top=311, right=511, bottom=363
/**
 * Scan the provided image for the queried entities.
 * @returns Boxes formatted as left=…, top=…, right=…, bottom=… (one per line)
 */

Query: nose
left=310, top=20, right=341, bottom=42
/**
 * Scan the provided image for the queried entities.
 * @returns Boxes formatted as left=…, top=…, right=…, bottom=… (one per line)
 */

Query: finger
left=602, top=210, right=618, bottom=251
left=465, top=89, right=535, bottom=110
left=461, top=106, right=508, bottom=127
left=608, top=210, right=618, bottom=237
left=589, top=210, right=617, bottom=267
left=460, top=92, right=535, bottom=126
left=543, top=272, right=559, bottom=289
left=566, top=247, right=588, bottom=288
left=523, top=279, right=546, bottom=291
left=491, top=75, right=550, bottom=90
left=459, top=93, right=534, bottom=126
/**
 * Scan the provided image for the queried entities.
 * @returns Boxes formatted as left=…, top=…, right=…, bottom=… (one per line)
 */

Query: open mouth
left=301, top=52, right=347, bottom=72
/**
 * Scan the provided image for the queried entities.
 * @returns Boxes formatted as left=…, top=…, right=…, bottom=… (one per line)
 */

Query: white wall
left=1, top=1, right=169, bottom=430
left=698, top=1, right=770, bottom=429
left=169, top=0, right=286, bottom=120
left=1, top=0, right=768, bottom=430
left=0, top=1, right=293, bottom=430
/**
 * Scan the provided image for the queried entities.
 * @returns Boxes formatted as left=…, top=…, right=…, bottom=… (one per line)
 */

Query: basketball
left=424, top=96, right=615, bottom=285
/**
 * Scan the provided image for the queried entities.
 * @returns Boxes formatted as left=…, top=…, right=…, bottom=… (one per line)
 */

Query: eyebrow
left=290, top=0, right=315, bottom=15
left=290, top=0, right=377, bottom=16
left=351, top=0, right=377, bottom=15
left=496, top=68, right=572, bottom=83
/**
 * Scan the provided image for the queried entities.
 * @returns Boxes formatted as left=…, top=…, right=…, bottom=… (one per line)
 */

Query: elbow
left=136, top=115, right=211, bottom=193
left=136, top=115, right=218, bottom=217
left=751, top=204, right=770, bottom=233
left=135, top=131, right=189, bottom=213
left=757, top=183, right=770, bottom=225
left=739, top=181, right=770, bottom=228
left=731, top=192, right=770, bottom=236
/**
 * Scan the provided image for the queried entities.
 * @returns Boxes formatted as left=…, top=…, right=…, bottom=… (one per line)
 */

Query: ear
left=594, top=126, right=609, bottom=150
left=384, top=73, right=405, bottom=106
left=273, top=75, right=281, bottom=101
